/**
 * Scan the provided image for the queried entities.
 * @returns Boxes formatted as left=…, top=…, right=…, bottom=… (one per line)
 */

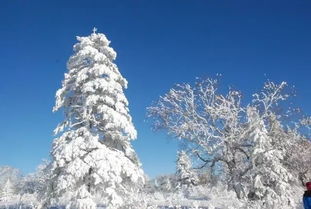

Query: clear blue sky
left=0, top=0, right=310, bottom=178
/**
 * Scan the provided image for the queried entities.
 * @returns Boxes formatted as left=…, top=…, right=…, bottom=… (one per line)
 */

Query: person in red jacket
left=304, top=182, right=311, bottom=209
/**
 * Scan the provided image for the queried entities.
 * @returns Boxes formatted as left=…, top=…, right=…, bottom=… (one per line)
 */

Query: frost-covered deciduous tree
left=147, top=78, right=250, bottom=198
left=48, top=29, right=145, bottom=209
left=292, top=116, right=311, bottom=184
left=148, top=77, right=310, bottom=207
left=176, top=151, right=198, bottom=188
left=19, top=161, right=50, bottom=195
left=284, top=135, right=311, bottom=186
left=18, top=160, right=52, bottom=208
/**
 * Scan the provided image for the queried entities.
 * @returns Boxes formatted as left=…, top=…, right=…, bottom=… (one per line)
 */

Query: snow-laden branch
left=148, top=77, right=310, bottom=202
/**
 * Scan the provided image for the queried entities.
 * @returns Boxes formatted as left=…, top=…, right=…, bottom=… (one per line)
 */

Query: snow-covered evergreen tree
left=48, top=28, right=145, bottom=209
left=0, top=166, right=21, bottom=188
left=0, top=179, right=15, bottom=198
left=267, top=114, right=311, bottom=187
left=176, top=151, right=198, bottom=188
left=246, top=107, right=293, bottom=208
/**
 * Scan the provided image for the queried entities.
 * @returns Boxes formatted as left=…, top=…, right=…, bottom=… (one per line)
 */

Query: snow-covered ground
left=0, top=184, right=305, bottom=209
left=144, top=185, right=243, bottom=209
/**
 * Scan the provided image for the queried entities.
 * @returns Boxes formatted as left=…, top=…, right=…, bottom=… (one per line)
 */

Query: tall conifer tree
left=48, top=28, right=144, bottom=209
